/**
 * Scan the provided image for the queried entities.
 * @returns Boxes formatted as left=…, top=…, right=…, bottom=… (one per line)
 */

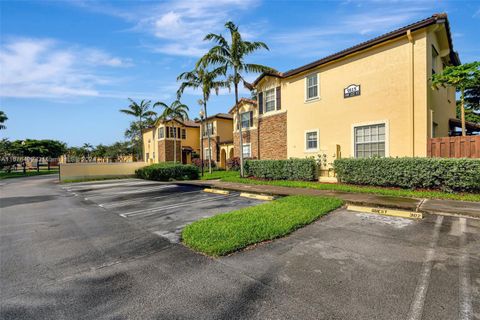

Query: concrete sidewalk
left=178, top=180, right=480, bottom=219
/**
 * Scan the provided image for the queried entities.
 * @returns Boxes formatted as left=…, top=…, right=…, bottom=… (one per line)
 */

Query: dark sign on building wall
left=344, top=84, right=361, bottom=98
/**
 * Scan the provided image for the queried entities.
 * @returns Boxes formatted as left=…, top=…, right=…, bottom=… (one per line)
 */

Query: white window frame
left=158, top=127, right=164, bottom=139
left=240, top=111, right=251, bottom=129
left=304, top=129, right=319, bottom=152
left=305, top=73, right=319, bottom=101
left=351, top=120, right=389, bottom=158
left=242, top=143, right=251, bottom=158
left=204, top=147, right=212, bottom=160
left=264, top=88, right=276, bottom=113
left=204, top=122, right=214, bottom=137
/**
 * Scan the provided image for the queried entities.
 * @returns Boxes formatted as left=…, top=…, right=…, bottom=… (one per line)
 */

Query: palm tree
left=120, top=99, right=157, bottom=160
left=154, top=100, right=189, bottom=163
left=198, top=21, right=275, bottom=177
left=177, top=66, right=229, bottom=173
left=0, top=111, right=8, bottom=130
left=82, top=143, right=93, bottom=161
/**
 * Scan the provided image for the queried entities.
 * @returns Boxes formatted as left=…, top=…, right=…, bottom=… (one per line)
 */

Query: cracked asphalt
left=1, top=176, right=479, bottom=320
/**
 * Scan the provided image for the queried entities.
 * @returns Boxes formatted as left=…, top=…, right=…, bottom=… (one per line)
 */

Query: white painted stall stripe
left=406, top=215, right=444, bottom=320
left=459, top=218, right=473, bottom=320
left=99, top=190, right=202, bottom=208
left=123, top=194, right=235, bottom=218
left=84, top=185, right=174, bottom=200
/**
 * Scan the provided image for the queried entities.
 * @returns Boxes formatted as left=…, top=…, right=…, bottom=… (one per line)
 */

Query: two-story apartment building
left=142, top=119, right=200, bottom=164
left=142, top=113, right=235, bottom=167
left=200, top=113, right=234, bottom=168
left=231, top=13, right=459, bottom=171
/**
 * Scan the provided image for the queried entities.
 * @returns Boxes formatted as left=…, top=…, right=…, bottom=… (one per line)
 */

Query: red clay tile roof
left=228, top=98, right=257, bottom=114
left=253, top=13, right=459, bottom=86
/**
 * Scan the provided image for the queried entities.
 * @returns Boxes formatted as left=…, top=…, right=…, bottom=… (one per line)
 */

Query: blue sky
left=1, top=0, right=479, bottom=146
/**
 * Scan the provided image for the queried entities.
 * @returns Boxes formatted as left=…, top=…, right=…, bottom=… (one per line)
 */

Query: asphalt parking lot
left=1, top=176, right=479, bottom=320
left=62, top=179, right=265, bottom=243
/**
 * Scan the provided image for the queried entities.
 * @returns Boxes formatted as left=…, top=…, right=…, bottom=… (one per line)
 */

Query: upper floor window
left=204, top=123, right=214, bottom=136
left=354, top=123, right=386, bottom=158
left=432, top=45, right=439, bottom=74
left=265, top=89, right=276, bottom=112
left=305, top=130, right=318, bottom=151
left=306, top=73, right=319, bottom=100
left=181, top=129, right=186, bottom=139
left=240, top=111, right=252, bottom=128
left=158, top=127, right=164, bottom=139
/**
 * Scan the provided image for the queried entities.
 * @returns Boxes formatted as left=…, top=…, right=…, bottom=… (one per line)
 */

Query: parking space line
left=406, top=215, right=443, bottom=320
left=99, top=190, right=202, bottom=208
left=123, top=194, right=236, bottom=218
left=63, top=180, right=156, bottom=191
left=84, top=185, right=175, bottom=200
left=459, top=218, right=473, bottom=320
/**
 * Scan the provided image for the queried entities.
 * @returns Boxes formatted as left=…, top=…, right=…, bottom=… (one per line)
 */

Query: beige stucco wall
left=427, top=25, right=456, bottom=138
left=142, top=128, right=157, bottom=164
left=60, top=162, right=146, bottom=181
left=184, top=126, right=200, bottom=152
left=256, top=29, right=441, bottom=166
left=232, top=100, right=258, bottom=132
left=216, top=118, right=233, bottom=142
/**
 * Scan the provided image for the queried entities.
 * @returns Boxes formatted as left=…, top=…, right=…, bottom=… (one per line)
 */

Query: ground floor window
left=242, top=143, right=251, bottom=158
left=305, top=130, right=318, bottom=151
left=204, top=147, right=212, bottom=160
left=145, top=153, right=149, bottom=160
left=354, top=123, right=385, bottom=158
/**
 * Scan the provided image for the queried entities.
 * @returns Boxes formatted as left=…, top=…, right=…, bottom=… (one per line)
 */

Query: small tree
left=432, top=61, right=480, bottom=136
left=154, top=100, right=189, bottom=164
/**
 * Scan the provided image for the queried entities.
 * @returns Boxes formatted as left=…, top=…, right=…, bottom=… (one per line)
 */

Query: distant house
left=142, top=119, right=200, bottom=164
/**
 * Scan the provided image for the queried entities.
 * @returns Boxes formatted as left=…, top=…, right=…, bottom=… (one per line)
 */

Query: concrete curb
left=175, top=180, right=480, bottom=220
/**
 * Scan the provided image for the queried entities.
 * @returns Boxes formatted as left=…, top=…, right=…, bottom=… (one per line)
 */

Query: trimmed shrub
left=192, top=158, right=216, bottom=169
left=334, top=157, right=480, bottom=192
left=245, top=158, right=317, bottom=181
left=227, top=157, right=241, bottom=171
left=135, top=163, right=199, bottom=181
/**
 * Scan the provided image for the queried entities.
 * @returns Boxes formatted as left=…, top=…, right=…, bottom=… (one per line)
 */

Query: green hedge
left=135, top=163, right=199, bottom=181
left=334, top=157, right=480, bottom=192
left=245, top=158, right=317, bottom=181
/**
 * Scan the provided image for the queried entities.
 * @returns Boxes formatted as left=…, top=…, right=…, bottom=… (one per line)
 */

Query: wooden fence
left=427, top=136, right=480, bottom=158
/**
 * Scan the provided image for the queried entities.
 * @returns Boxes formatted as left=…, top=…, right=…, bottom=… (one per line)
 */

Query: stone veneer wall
left=258, top=112, right=287, bottom=159
left=159, top=140, right=182, bottom=162
left=202, top=137, right=219, bottom=162
left=233, top=129, right=259, bottom=158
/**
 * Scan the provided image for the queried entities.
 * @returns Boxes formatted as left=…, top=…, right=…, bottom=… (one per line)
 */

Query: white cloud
left=269, top=6, right=433, bottom=58
left=0, top=38, right=131, bottom=98
left=78, top=0, right=260, bottom=57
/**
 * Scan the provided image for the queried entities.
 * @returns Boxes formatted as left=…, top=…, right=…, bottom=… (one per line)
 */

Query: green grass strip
left=182, top=195, right=343, bottom=256
left=200, top=171, right=480, bottom=202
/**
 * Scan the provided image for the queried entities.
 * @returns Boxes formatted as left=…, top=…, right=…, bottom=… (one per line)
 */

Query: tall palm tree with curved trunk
left=82, top=143, right=94, bottom=161
left=177, top=66, right=229, bottom=173
left=120, top=99, right=156, bottom=161
left=0, top=111, right=8, bottom=130
left=154, top=100, right=189, bottom=164
left=198, top=21, right=275, bottom=177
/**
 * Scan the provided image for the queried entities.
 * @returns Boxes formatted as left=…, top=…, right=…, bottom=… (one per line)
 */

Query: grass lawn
left=182, top=195, right=343, bottom=256
left=0, top=170, right=59, bottom=180
left=200, top=171, right=480, bottom=202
